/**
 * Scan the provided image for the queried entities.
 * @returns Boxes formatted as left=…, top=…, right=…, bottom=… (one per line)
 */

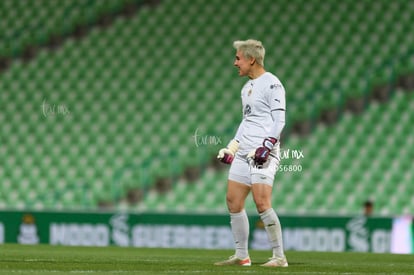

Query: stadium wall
left=1, top=210, right=411, bottom=253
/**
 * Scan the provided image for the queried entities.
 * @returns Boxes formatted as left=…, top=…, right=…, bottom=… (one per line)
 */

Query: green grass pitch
left=0, top=244, right=413, bottom=274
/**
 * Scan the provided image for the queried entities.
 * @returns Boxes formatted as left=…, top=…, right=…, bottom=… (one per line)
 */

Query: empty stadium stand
left=136, top=89, right=414, bottom=215
left=0, top=0, right=413, bottom=214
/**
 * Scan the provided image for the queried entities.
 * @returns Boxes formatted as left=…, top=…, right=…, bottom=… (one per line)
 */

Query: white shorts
left=228, top=153, right=280, bottom=186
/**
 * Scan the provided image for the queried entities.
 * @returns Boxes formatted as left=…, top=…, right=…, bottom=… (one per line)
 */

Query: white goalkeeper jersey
left=234, top=72, right=286, bottom=157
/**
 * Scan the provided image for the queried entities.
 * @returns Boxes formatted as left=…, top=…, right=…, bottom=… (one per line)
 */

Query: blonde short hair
left=233, top=39, right=265, bottom=67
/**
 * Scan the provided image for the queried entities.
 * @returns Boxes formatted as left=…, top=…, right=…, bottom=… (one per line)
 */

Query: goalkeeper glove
left=217, top=139, right=239, bottom=164
left=249, top=137, right=277, bottom=165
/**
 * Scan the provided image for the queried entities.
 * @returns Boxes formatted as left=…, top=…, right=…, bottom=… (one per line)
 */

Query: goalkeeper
left=215, top=39, right=287, bottom=267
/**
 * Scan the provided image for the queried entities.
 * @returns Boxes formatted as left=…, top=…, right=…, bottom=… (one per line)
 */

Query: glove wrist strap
left=263, top=137, right=277, bottom=150
left=227, top=139, right=240, bottom=155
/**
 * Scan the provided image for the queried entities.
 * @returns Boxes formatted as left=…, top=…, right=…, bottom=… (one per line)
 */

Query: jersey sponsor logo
left=270, top=83, right=282, bottom=89
left=244, top=104, right=252, bottom=115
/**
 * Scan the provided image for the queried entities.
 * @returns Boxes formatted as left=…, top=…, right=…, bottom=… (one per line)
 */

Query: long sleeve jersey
left=234, top=72, right=286, bottom=157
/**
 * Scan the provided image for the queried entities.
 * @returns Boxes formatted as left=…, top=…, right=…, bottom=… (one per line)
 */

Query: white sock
left=230, top=209, right=249, bottom=259
left=259, top=208, right=285, bottom=258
